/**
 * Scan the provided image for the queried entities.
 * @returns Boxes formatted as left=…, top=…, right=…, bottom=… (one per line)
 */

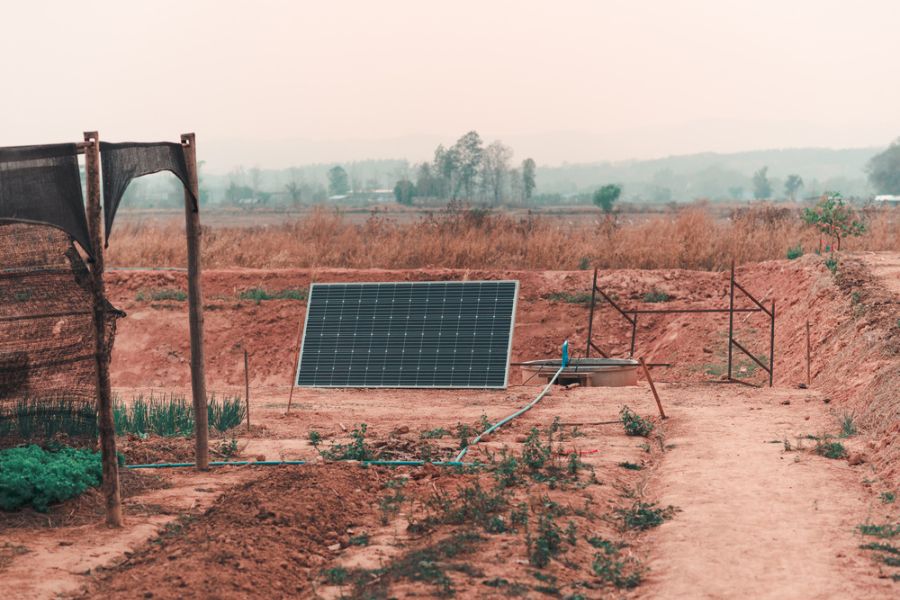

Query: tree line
left=326, top=131, right=537, bottom=206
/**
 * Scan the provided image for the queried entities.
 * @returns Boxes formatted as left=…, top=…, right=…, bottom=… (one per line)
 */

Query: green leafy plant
left=786, top=244, right=803, bottom=260
left=616, top=502, right=676, bottom=531
left=825, top=255, right=839, bottom=274
left=620, top=406, right=654, bottom=437
left=529, top=512, right=563, bottom=567
left=319, top=423, right=374, bottom=461
left=238, top=287, right=307, bottom=304
left=0, top=445, right=102, bottom=512
left=592, top=549, right=644, bottom=589
left=839, top=414, right=857, bottom=438
left=802, top=192, right=866, bottom=251
left=814, top=438, right=847, bottom=459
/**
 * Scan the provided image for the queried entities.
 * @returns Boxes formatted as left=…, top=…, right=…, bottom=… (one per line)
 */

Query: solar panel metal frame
left=295, top=280, right=518, bottom=389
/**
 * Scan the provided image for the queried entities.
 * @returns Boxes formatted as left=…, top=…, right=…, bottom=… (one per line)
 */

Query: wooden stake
left=806, top=319, right=811, bottom=387
left=244, top=349, right=250, bottom=432
left=84, top=131, right=123, bottom=527
left=181, top=133, right=209, bottom=471
left=639, top=357, right=666, bottom=419
left=286, top=320, right=304, bottom=414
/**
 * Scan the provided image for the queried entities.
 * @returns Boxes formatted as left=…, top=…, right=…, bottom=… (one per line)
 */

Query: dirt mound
left=76, top=465, right=393, bottom=598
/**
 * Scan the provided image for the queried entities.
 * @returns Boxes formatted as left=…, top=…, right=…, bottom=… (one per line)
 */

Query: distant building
left=874, top=195, right=900, bottom=206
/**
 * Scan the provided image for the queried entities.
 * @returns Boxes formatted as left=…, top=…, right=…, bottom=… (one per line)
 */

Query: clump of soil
left=76, top=465, right=394, bottom=599
left=118, top=435, right=196, bottom=465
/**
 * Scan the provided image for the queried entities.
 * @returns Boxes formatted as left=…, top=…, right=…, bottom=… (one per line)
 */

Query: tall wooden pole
left=181, top=133, right=209, bottom=470
left=244, top=349, right=250, bottom=433
left=84, top=131, right=123, bottom=527
left=806, top=320, right=811, bottom=387
left=585, top=268, right=598, bottom=357
left=768, top=300, right=776, bottom=388
left=726, top=260, right=735, bottom=381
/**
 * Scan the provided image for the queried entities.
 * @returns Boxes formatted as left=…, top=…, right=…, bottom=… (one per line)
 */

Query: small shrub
left=616, top=502, right=676, bottom=531
left=0, top=445, right=102, bottom=512
left=239, top=287, right=307, bottom=304
left=814, top=439, right=847, bottom=460
left=786, top=245, right=803, bottom=260
left=825, top=255, right=838, bottom=274
left=592, top=547, right=644, bottom=589
left=216, top=437, right=239, bottom=458
left=858, top=523, right=900, bottom=538
left=839, top=414, right=857, bottom=438
left=529, top=513, right=563, bottom=567
left=323, top=566, right=348, bottom=585
left=349, top=533, right=369, bottom=546
left=618, top=461, right=643, bottom=471
left=320, top=423, right=374, bottom=461
left=421, top=427, right=449, bottom=439
left=148, top=288, right=187, bottom=302
left=880, top=492, right=896, bottom=504
left=642, top=288, right=670, bottom=303
left=522, top=427, right=551, bottom=470
left=546, top=291, right=593, bottom=305
left=620, top=406, right=654, bottom=437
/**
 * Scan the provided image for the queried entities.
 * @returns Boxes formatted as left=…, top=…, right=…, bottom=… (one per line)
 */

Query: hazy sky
left=3, top=1, right=899, bottom=170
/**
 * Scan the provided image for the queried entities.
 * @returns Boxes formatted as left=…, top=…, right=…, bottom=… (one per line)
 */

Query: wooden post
left=84, top=131, right=123, bottom=527
left=181, top=133, right=209, bottom=470
left=806, top=320, right=811, bottom=387
left=768, top=300, right=775, bottom=387
left=244, top=349, right=250, bottom=432
left=639, top=357, right=666, bottom=419
left=585, top=268, right=598, bottom=357
left=286, top=320, right=304, bottom=414
left=726, top=260, right=735, bottom=381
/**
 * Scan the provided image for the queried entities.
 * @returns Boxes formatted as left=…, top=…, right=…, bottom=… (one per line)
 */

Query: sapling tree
left=593, top=184, right=621, bottom=214
left=802, top=192, right=866, bottom=251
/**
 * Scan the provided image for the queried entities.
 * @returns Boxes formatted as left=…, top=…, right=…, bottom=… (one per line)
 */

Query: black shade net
left=0, top=144, right=93, bottom=258
left=100, top=142, right=197, bottom=243
left=0, top=224, right=121, bottom=446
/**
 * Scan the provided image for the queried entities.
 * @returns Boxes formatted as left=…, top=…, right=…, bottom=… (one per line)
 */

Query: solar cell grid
left=296, top=280, right=518, bottom=388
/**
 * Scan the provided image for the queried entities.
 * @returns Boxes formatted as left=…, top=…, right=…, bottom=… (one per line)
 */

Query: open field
left=2, top=249, right=898, bottom=598
left=106, top=204, right=900, bottom=271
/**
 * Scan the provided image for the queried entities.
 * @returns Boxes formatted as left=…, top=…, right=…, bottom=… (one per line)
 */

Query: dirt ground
left=1, top=253, right=897, bottom=598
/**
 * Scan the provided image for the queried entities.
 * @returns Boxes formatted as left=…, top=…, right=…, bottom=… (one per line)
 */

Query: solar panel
left=296, top=280, right=518, bottom=389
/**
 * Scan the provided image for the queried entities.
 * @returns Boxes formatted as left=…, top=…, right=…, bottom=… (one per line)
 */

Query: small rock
left=256, top=454, right=266, bottom=462
left=848, top=453, right=867, bottom=466
left=797, top=383, right=808, bottom=389
left=780, top=400, right=790, bottom=405
left=392, top=425, right=410, bottom=436
left=823, top=397, right=831, bottom=404
left=514, top=435, right=528, bottom=443
left=327, top=543, right=341, bottom=552
left=702, top=347, right=713, bottom=354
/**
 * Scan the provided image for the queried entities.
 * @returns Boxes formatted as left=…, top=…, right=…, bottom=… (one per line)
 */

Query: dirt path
left=859, top=251, right=900, bottom=297
left=642, top=385, right=895, bottom=599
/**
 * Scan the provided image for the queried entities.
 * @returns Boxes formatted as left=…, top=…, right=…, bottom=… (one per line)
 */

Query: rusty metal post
left=244, top=349, right=250, bottom=433
left=585, top=268, right=598, bottom=357
left=629, top=312, right=638, bottom=357
left=84, top=131, right=123, bottom=527
left=639, top=357, right=666, bottom=419
left=727, top=260, right=735, bottom=380
left=768, top=300, right=775, bottom=387
left=181, top=133, right=209, bottom=470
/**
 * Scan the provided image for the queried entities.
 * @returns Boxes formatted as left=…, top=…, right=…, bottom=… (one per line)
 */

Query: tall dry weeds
left=106, top=204, right=900, bottom=271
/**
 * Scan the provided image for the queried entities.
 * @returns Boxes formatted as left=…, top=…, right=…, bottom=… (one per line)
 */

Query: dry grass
left=106, top=204, right=900, bottom=271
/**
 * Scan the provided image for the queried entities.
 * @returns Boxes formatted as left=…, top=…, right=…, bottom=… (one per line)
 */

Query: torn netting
left=0, top=143, right=93, bottom=258
left=100, top=142, right=197, bottom=243
left=0, top=224, right=121, bottom=446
